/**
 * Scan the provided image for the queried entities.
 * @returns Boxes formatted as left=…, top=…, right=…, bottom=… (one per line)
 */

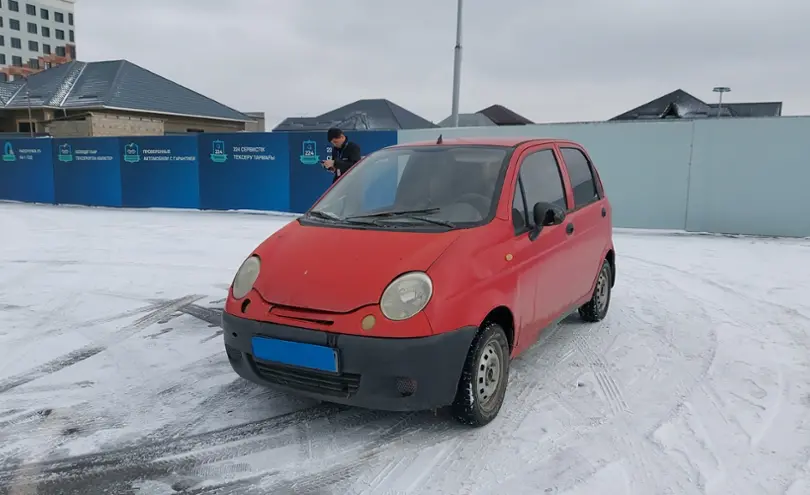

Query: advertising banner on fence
left=0, top=138, right=55, bottom=203
left=52, top=137, right=122, bottom=206
left=119, top=136, right=200, bottom=209
left=286, top=130, right=397, bottom=213
left=197, top=132, right=290, bottom=211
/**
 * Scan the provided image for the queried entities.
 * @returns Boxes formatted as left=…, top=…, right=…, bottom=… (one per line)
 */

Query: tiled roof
left=477, top=104, right=534, bottom=125
left=708, top=102, right=782, bottom=118
left=273, top=98, right=436, bottom=131
left=437, top=113, right=496, bottom=127
left=0, top=60, right=253, bottom=122
left=611, top=89, right=783, bottom=120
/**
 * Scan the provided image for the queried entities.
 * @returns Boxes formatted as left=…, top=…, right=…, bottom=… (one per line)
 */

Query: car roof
left=388, top=137, right=577, bottom=148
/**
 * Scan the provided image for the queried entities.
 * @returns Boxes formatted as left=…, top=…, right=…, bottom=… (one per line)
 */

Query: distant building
left=438, top=104, right=534, bottom=127
left=610, top=89, right=782, bottom=121
left=0, top=0, right=77, bottom=81
left=274, top=98, right=437, bottom=132
left=0, top=59, right=256, bottom=136
left=244, top=111, right=265, bottom=132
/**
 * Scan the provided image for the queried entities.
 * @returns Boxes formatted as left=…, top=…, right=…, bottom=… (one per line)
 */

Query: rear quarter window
left=560, top=147, right=600, bottom=209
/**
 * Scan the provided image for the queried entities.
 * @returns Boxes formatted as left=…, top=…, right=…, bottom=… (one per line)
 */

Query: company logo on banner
left=3, top=142, right=15, bottom=162
left=124, top=143, right=141, bottom=163
left=3, top=141, right=43, bottom=162
left=300, top=140, right=320, bottom=165
left=210, top=140, right=227, bottom=163
left=209, top=139, right=276, bottom=163
left=58, top=143, right=73, bottom=162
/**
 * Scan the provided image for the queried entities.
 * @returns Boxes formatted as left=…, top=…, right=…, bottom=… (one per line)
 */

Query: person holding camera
left=322, top=127, right=362, bottom=183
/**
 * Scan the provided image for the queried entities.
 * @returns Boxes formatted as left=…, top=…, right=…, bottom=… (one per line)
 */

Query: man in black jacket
left=322, top=127, right=361, bottom=183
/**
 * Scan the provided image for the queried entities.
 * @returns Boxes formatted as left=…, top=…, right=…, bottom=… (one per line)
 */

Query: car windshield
left=307, top=145, right=509, bottom=229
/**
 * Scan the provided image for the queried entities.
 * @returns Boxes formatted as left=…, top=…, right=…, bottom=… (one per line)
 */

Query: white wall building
left=0, top=0, right=75, bottom=77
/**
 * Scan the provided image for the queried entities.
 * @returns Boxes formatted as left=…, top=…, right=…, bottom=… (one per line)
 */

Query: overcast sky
left=76, top=0, right=809, bottom=128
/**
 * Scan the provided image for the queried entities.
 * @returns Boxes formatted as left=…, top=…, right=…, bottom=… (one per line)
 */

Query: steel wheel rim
left=476, top=340, right=503, bottom=409
left=596, top=268, right=609, bottom=313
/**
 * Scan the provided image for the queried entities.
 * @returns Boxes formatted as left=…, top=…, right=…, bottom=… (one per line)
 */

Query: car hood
left=251, top=221, right=461, bottom=313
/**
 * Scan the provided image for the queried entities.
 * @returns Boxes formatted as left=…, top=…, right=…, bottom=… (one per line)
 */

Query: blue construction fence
left=3, top=117, right=810, bottom=237
left=0, top=130, right=397, bottom=213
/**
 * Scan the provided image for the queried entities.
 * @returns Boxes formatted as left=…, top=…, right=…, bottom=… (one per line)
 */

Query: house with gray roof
left=438, top=104, right=534, bottom=127
left=0, top=59, right=256, bottom=137
left=610, top=89, right=782, bottom=121
left=274, top=98, right=437, bottom=131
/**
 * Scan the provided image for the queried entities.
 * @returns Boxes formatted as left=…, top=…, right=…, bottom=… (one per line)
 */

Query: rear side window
left=561, top=147, right=599, bottom=209
left=511, top=149, right=567, bottom=233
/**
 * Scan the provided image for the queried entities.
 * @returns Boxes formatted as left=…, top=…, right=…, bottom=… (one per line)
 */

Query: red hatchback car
left=222, top=137, right=615, bottom=426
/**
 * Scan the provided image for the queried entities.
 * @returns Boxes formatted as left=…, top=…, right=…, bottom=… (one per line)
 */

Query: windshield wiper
left=307, top=210, right=383, bottom=226
left=347, top=208, right=441, bottom=219
left=347, top=208, right=455, bottom=227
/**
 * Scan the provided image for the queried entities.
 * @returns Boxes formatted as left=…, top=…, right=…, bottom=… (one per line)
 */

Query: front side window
left=511, top=148, right=567, bottom=234
left=306, top=145, right=509, bottom=230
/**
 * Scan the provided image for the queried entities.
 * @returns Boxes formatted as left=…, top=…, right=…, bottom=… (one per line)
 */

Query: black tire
left=579, top=259, right=612, bottom=322
left=451, top=322, right=510, bottom=427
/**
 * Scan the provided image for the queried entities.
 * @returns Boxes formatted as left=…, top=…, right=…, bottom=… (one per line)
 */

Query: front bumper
left=222, top=312, right=477, bottom=412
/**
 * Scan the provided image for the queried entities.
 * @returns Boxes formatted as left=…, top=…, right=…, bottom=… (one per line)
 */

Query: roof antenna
left=436, top=134, right=443, bottom=144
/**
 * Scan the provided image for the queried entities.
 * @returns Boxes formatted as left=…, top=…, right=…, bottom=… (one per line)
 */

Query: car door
left=556, top=145, right=609, bottom=301
left=508, top=147, right=576, bottom=350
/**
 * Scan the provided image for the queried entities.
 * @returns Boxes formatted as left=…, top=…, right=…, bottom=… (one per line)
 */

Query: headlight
left=231, top=255, right=261, bottom=299
left=380, top=272, right=433, bottom=321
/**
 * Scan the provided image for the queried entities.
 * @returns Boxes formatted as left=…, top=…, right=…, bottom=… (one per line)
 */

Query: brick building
left=0, top=59, right=256, bottom=136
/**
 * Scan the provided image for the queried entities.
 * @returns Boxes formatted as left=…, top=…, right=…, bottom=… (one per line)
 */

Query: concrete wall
left=398, top=116, right=810, bottom=237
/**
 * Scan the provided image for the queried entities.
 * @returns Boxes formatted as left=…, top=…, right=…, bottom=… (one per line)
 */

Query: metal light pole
left=450, top=0, right=463, bottom=128
left=713, top=86, right=731, bottom=117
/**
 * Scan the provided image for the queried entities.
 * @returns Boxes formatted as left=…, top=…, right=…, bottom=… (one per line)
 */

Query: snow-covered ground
left=1, top=202, right=809, bottom=495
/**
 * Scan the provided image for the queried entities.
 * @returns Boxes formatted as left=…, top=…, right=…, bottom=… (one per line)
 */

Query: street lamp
left=450, top=0, right=463, bottom=128
left=712, top=86, right=731, bottom=117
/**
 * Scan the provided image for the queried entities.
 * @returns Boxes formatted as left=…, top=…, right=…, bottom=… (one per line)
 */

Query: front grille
left=252, top=359, right=361, bottom=398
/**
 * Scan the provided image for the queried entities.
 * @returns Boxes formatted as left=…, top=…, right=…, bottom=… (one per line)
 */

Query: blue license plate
left=251, top=337, right=338, bottom=373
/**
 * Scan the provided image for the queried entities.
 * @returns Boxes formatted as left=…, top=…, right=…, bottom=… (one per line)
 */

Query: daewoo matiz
left=222, top=137, right=616, bottom=426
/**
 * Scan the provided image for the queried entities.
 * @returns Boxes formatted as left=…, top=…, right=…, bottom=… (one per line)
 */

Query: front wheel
left=451, top=322, right=510, bottom=427
left=579, top=259, right=612, bottom=322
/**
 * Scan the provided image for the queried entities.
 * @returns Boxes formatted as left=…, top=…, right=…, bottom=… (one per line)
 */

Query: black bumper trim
left=222, top=312, right=478, bottom=412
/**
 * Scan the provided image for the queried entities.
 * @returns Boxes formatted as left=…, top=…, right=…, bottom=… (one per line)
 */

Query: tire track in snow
left=0, top=295, right=204, bottom=395
left=572, top=333, right=630, bottom=415
left=376, top=318, right=585, bottom=494
left=0, top=404, right=347, bottom=489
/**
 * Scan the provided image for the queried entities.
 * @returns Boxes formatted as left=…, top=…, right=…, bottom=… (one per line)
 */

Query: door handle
left=601, top=207, right=606, bottom=218
left=566, top=223, right=574, bottom=235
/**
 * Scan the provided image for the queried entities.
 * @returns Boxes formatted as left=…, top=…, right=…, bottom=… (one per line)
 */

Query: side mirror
left=533, top=202, right=566, bottom=226
left=528, top=202, right=565, bottom=240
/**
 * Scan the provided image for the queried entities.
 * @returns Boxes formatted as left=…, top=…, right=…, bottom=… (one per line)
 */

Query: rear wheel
left=579, top=259, right=612, bottom=322
left=452, top=322, right=510, bottom=427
